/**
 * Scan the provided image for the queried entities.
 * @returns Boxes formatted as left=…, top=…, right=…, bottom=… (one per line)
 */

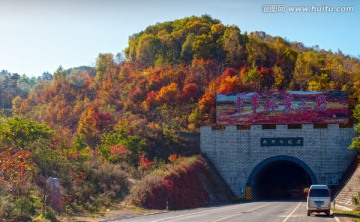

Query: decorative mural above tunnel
left=216, top=91, right=349, bottom=125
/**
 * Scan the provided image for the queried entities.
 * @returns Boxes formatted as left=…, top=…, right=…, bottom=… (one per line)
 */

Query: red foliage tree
left=142, top=91, right=158, bottom=110
left=139, top=154, right=154, bottom=168
left=110, top=144, right=128, bottom=156
left=258, top=66, right=274, bottom=90
left=128, top=87, right=146, bottom=104
left=93, top=112, right=114, bottom=131
left=181, top=83, right=200, bottom=102
left=0, top=148, right=32, bottom=190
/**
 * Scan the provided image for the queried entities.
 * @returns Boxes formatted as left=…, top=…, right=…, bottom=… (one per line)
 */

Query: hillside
left=1, top=15, right=360, bottom=220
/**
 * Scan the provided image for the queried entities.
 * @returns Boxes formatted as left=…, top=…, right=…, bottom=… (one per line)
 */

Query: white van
left=307, top=185, right=331, bottom=216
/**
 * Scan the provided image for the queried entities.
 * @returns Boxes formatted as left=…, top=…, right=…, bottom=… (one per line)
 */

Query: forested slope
left=1, top=15, right=360, bottom=220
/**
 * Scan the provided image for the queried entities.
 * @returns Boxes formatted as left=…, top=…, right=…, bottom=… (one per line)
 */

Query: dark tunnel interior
left=253, top=160, right=312, bottom=200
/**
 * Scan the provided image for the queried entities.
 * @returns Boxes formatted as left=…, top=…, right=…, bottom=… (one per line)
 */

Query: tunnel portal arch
left=246, top=155, right=318, bottom=200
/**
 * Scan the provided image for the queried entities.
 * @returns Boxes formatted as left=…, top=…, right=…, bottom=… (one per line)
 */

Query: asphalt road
left=116, top=201, right=338, bottom=222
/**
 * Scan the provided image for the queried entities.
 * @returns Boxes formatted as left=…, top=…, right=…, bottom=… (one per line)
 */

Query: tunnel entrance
left=252, top=160, right=312, bottom=200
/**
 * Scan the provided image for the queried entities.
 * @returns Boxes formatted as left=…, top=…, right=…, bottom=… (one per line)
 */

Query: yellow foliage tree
left=156, top=82, right=180, bottom=104
left=77, top=106, right=98, bottom=146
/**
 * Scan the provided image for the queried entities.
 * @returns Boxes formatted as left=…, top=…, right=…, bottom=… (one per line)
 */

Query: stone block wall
left=200, top=124, right=356, bottom=199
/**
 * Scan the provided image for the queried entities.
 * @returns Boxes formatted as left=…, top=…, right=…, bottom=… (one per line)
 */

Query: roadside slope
left=334, top=160, right=360, bottom=210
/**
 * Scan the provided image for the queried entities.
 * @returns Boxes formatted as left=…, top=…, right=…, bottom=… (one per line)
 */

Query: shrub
left=33, top=207, right=57, bottom=222
left=0, top=116, right=53, bottom=149
left=0, top=192, right=38, bottom=221
left=127, top=156, right=210, bottom=210
left=29, top=138, right=69, bottom=179
left=66, top=158, right=130, bottom=212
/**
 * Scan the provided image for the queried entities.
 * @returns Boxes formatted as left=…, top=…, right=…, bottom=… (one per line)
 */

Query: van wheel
left=326, top=210, right=330, bottom=216
left=307, top=211, right=310, bottom=216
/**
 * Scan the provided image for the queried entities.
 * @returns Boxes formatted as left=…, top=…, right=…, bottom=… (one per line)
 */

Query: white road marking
left=331, top=211, right=340, bottom=222
left=211, top=203, right=272, bottom=222
left=148, top=203, right=271, bottom=222
left=148, top=204, right=245, bottom=222
left=282, top=202, right=302, bottom=222
left=211, top=212, right=244, bottom=222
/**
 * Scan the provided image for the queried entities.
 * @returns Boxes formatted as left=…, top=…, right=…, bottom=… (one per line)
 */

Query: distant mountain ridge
left=65, top=66, right=96, bottom=77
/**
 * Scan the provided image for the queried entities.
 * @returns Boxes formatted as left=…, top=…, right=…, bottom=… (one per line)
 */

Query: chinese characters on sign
left=316, top=95, right=327, bottom=111
left=234, top=94, right=245, bottom=113
left=251, top=94, right=260, bottom=113
left=235, top=93, right=326, bottom=114
left=216, top=91, right=348, bottom=125
left=261, top=137, right=304, bottom=147
left=264, top=97, right=279, bottom=113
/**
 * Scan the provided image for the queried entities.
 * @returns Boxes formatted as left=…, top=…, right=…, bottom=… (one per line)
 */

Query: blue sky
left=0, top=0, right=359, bottom=77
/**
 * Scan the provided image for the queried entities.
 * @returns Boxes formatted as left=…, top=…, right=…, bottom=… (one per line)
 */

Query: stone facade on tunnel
left=200, top=124, right=357, bottom=199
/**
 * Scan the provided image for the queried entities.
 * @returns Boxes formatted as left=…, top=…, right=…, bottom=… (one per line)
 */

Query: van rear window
left=309, top=189, right=329, bottom=197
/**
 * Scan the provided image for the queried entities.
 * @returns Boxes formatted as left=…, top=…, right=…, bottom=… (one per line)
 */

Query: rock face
left=46, top=177, right=62, bottom=213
